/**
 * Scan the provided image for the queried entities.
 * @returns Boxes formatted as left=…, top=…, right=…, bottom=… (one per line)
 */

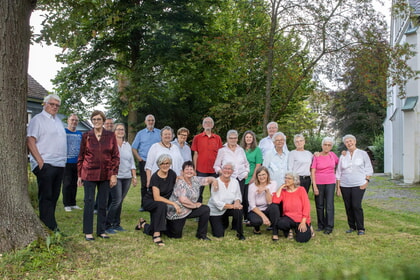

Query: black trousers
left=340, top=186, right=366, bottom=231
left=166, top=205, right=210, bottom=238
left=62, top=163, right=78, bottom=207
left=209, top=209, right=243, bottom=238
left=314, top=183, right=335, bottom=230
left=274, top=215, right=312, bottom=243
left=248, top=203, right=279, bottom=231
left=139, top=160, right=147, bottom=207
left=83, top=180, right=110, bottom=235
left=237, top=178, right=248, bottom=219
left=33, top=163, right=64, bottom=231
left=300, top=176, right=312, bottom=193
left=143, top=198, right=168, bottom=235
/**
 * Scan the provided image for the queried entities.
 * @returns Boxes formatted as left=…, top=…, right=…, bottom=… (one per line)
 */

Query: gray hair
left=113, top=123, right=125, bottom=132
left=222, top=161, right=235, bottom=171
left=202, top=117, right=214, bottom=126
left=144, top=114, right=155, bottom=121
left=161, top=126, right=174, bottom=137
left=156, top=154, right=172, bottom=166
left=226, top=129, right=238, bottom=139
left=266, top=121, right=278, bottom=129
left=342, top=134, right=356, bottom=143
left=43, top=94, right=61, bottom=104
left=322, top=137, right=334, bottom=145
left=294, top=134, right=305, bottom=142
left=285, top=172, right=300, bottom=187
left=272, top=132, right=286, bottom=143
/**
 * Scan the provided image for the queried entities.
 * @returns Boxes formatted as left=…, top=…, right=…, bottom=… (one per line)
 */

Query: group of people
left=27, top=94, right=374, bottom=245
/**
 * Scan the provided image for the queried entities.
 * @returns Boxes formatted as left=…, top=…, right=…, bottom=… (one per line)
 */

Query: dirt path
left=364, top=174, right=420, bottom=214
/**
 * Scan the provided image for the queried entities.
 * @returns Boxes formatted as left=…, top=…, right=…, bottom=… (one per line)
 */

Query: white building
left=385, top=0, right=420, bottom=183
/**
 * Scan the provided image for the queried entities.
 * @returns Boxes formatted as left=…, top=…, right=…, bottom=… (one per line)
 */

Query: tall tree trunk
left=117, top=74, right=137, bottom=143
left=0, top=0, right=47, bottom=253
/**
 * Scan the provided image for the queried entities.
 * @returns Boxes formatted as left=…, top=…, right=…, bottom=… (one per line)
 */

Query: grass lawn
left=1, top=174, right=420, bottom=279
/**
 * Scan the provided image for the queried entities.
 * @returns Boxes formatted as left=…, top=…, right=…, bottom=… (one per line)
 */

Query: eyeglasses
left=47, top=102, right=60, bottom=108
left=179, top=134, right=188, bottom=137
left=284, top=177, right=293, bottom=180
left=115, top=128, right=125, bottom=131
left=92, top=118, right=103, bottom=122
left=160, top=162, right=171, bottom=166
left=146, top=119, right=155, bottom=122
left=228, top=137, right=238, bottom=140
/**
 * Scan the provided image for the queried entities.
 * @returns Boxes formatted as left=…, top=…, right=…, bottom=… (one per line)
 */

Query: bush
left=372, top=134, right=384, bottom=172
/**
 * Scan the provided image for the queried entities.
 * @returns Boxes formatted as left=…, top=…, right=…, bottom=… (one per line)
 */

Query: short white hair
left=322, top=137, right=334, bottom=145
left=43, top=94, right=61, bottom=104
left=266, top=121, right=278, bottom=129
left=342, top=134, right=356, bottom=143
left=272, top=132, right=286, bottom=142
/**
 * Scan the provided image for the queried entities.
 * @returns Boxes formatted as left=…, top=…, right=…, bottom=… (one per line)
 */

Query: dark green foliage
left=372, top=133, right=384, bottom=172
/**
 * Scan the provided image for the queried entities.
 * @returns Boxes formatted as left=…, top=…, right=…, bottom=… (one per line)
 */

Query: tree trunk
left=117, top=74, right=137, bottom=143
left=0, top=0, right=47, bottom=253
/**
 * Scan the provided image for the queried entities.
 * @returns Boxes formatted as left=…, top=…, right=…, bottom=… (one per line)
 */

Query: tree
left=0, top=0, right=47, bottom=253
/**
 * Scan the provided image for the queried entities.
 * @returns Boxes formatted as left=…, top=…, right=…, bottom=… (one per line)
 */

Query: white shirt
left=27, top=110, right=67, bottom=170
left=208, top=177, right=242, bottom=216
left=213, top=144, right=249, bottom=181
left=263, top=149, right=288, bottom=187
left=117, top=141, right=136, bottom=179
left=336, top=149, right=373, bottom=187
left=259, top=136, right=289, bottom=159
left=288, top=150, right=313, bottom=176
left=145, top=142, right=184, bottom=175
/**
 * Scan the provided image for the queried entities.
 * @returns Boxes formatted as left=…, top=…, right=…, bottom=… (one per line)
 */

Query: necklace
left=161, top=141, right=171, bottom=149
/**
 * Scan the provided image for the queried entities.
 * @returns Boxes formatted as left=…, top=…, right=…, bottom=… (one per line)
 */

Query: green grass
left=1, top=175, right=420, bottom=279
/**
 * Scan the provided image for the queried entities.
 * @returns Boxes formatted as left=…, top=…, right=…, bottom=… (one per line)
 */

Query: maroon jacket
left=78, top=129, right=120, bottom=181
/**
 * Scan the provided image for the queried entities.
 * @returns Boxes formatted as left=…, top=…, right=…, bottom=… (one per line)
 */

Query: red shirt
left=191, top=132, right=222, bottom=174
left=272, top=187, right=311, bottom=224
left=78, top=130, right=120, bottom=181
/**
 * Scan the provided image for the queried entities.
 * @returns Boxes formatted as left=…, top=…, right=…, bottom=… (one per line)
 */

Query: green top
left=245, top=147, right=263, bottom=184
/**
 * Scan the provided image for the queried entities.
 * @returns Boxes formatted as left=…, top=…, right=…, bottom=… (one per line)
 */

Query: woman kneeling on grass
left=165, top=161, right=217, bottom=241
left=271, top=172, right=312, bottom=243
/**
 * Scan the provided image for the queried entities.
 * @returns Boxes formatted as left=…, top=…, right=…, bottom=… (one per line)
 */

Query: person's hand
left=212, top=180, right=219, bottom=192
left=233, top=201, right=243, bottom=210
left=276, top=184, right=285, bottom=196
left=298, top=222, right=307, bottom=232
left=77, top=177, right=83, bottom=187
left=195, top=202, right=202, bottom=209
left=314, top=152, right=320, bottom=157
left=256, top=187, right=266, bottom=194
left=131, top=177, right=137, bottom=187
left=174, top=203, right=182, bottom=214
left=313, top=185, right=319, bottom=196
left=360, top=181, right=368, bottom=190
left=336, top=188, right=341, bottom=197
left=110, top=175, right=117, bottom=188
left=37, top=159, right=45, bottom=170
left=262, top=216, right=271, bottom=226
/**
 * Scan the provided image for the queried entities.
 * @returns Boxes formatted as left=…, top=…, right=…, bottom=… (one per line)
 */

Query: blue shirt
left=171, top=138, right=192, bottom=162
left=132, top=127, right=161, bottom=161
left=65, top=128, right=82, bottom=164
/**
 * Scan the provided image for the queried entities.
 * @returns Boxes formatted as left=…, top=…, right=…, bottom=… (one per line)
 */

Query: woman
left=208, top=162, right=245, bottom=240
left=247, top=166, right=278, bottom=234
left=240, top=130, right=263, bottom=221
left=288, top=134, right=313, bottom=193
left=140, top=154, right=181, bottom=246
left=105, top=123, right=137, bottom=233
left=336, top=134, right=373, bottom=235
left=272, top=172, right=312, bottom=243
left=166, top=161, right=217, bottom=240
left=263, top=132, right=288, bottom=188
left=213, top=130, right=249, bottom=218
left=145, top=126, right=184, bottom=187
left=310, top=137, right=339, bottom=234
left=77, top=110, right=120, bottom=241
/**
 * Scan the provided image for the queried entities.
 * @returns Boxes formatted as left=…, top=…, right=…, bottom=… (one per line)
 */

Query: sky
left=28, top=2, right=392, bottom=92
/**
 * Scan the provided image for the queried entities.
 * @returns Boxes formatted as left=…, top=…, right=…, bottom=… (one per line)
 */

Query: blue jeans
left=106, top=178, right=131, bottom=228
left=314, top=183, right=335, bottom=230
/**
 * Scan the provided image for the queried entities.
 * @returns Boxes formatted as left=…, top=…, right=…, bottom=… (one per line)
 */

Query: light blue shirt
left=118, top=141, right=136, bottom=179
left=263, top=149, right=288, bottom=188
left=171, top=138, right=192, bottom=162
left=132, top=127, right=161, bottom=161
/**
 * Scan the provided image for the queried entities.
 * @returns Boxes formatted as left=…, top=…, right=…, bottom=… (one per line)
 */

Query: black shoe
left=358, top=230, right=365, bottom=235
left=315, top=228, right=324, bottom=232
left=237, top=233, right=246, bottom=240
left=85, top=235, right=95, bottom=241
left=346, top=229, right=356, bottom=233
left=197, top=236, right=212, bottom=241
left=97, top=234, right=110, bottom=239
left=138, top=207, right=145, bottom=212
left=266, top=226, right=273, bottom=231
left=323, top=229, right=332, bottom=235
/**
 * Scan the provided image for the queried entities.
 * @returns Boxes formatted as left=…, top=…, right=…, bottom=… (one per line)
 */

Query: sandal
left=135, top=218, right=146, bottom=231
left=153, top=235, right=165, bottom=246
left=272, top=235, right=279, bottom=242
left=253, top=229, right=262, bottom=235
left=287, top=229, right=294, bottom=240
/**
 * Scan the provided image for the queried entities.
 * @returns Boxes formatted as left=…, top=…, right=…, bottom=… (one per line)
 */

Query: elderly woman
left=140, top=154, right=180, bottom=246
left=336, top=134, right=373, bottom=235
left=208, top=162, right=246, bottom=240
left=310, top=137, right=339, bottom=234
left=145, top=126, right=184, bottom=187
left=213, top=130, right=249, bottom=217
left=166, top=161, right=217, bottom=240
left=105, top=123, right=137, bottom=234
left=263, top=132, right=288, bottom=188
left=77, top=110, right=120, bottom=241
left=247, top=166, right=278, bottom=234
left=272, top=172, right=312, bottom=243
left=288, top=134, right=313, bottom=193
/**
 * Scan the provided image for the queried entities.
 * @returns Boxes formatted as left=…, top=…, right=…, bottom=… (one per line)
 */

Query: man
left=132, top=114, right=161, bottom=209
left=172, top=127, right=192, bottom=162
left=191, top=117, right=222, bottom=202
left=259, top=121, right=288, bottom=159
left=104, top=118, right=114, bottom=131
left=27, top=94, right=67, bottom=231
left=62, top=113, right=83, bottom=212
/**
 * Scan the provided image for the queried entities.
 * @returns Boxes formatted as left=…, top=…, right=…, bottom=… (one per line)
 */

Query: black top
left=144, top=169, right=177, bottom=201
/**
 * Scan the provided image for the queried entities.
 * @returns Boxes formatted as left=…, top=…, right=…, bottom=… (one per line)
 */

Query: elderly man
left=27, top=94, right=67, bottom=231
left=132, top=114, right=161, bottom=210
left=259, top=121, right=288, bottom=159
left=263, top=132, right=288, bottom=188
left=172, top=127, right=192, bottom=162
left=104, top=118, right=114, bottom=131
left=191, top=117, right=223, bottom=202
left=62, top=113, right=83, bottom=212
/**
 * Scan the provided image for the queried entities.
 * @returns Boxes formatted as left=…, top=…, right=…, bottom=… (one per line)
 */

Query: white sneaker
left=64, top=206, right=72, bottom=212
left=71, top=205, right=83, bottom=210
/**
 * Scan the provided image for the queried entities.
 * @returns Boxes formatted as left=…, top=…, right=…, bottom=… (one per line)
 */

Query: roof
left=28, top=74, right=48, bottom=100
left=409, top=0, right=420, bottom=15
